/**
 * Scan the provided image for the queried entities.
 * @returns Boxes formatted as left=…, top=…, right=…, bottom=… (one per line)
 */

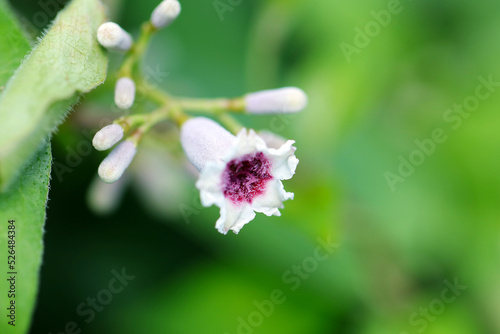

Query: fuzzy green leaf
left=0, top=141, right=52, bottom=333
left=0, top=0, right=108, bottom=191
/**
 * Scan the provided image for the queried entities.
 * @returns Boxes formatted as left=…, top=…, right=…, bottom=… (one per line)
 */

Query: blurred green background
left=7, top=0, right=500, bottom=333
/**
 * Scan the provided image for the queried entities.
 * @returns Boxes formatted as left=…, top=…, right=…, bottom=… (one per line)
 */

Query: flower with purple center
left=181, top=117, right=298, bottom=234
left=222, top=152, right=273, bottom=204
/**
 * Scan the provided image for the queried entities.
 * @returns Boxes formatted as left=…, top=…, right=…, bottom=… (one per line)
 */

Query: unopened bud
left=115, top=77, right=136, bottom=110
left=151, top=0, right=181, bottom=29
left=97, top=22, right=132, bottom=52
left=98, top=140, right=137, bottom=183
left=180, top=117, right=235, bottom=171
left=92, top=124, right=124, bottom=151
left=245, top=87, right=308, bottom=114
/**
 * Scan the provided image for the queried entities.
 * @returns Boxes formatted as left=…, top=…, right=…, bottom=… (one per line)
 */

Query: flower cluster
left=92, top=0, right=307, bottom=234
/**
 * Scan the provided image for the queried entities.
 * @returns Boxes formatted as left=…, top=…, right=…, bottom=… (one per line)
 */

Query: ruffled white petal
left=251, top=179, right=284, bottom=216
left=230, top=129, right=268, bottom=157
left=267, top=140, right=298, bottom=180
left=216, top=201, right=256, bottom=235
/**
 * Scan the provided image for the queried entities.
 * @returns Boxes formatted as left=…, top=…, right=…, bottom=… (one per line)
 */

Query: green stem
left=218, top=113, right=243, bottom=134
left=114, top=114, right=146, bottom=133
left=139, top=81, right=170, bottom=105
left=126, top=104, right=190, bottom=144
left=176, top=97, right=245, bottom=113
left=118, top=22, right=157, bottom=78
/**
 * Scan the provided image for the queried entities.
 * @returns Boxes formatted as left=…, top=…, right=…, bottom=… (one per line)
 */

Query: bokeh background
left=7, top=0, right=500, bottom=333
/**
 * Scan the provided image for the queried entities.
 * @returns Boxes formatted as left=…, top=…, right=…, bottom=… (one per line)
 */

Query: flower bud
left=245, top=87, right=308, bottom=114
left=92, top=124, right=124, bottom=151
left=115, top=77, right=136, bottom=110
left=180, top=117, right=235, bottom=171
left=98, top=140, right=137, bottom=183
left=151, top=0, right=181, bottom=29
left=97, top=22, right=133, bottom=52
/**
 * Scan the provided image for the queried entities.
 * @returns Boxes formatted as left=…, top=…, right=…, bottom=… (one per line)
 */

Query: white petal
left=258, top=131, right=287, bottom=149
left=252, top=179, right=294, bottom=216
left=229, top=129, right=267, bottom=158
left=266, top=140, right=298, bottom=180
left=196, top=160, right=225, bottom=207
left=181, top=117, right=235, bottom=171
left=216, top=201, right=256, bottom=235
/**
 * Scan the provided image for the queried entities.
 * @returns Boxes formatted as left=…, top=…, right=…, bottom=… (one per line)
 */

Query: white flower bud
left=151, top=0, right=181, bottom=29
left=98, top=140, right=137, bottom=183
left=97, top=22, right=133, bottom=52
left=180, top=117, right=235, bottom=171
left=245, top=87, right=308, bottom=114
left=92, top=124, right=124, bottom=151
left=114, top=77, right=136, bottom=110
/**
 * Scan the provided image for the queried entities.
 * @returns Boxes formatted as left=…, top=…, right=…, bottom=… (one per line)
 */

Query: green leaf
left=0, top=0, right=31, bottom=86
left=0, top=2, right=52, bottom=333
left=0, top=141, right=52, bottom=334
left=0, top=0, right=108, bottom=191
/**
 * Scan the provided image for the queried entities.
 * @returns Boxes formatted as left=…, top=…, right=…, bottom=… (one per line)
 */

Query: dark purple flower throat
left=222, top=152, right=273, bottom=204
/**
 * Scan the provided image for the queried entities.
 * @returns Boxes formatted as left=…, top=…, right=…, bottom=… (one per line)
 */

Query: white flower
left=97, top=22, right=133, bottom=52
left=245, top=87, right=308, bottom=114
left=181, top=117, right=298, bottom=234
left=151, top=0, right=181, bottom=29
left=92, top=124, right=124, bottom=151
left=114, top=77, right=136, bottom=110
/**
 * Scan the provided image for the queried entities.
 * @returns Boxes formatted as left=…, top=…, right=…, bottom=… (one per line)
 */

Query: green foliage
left=0, top=0, right=108, bottom=332
left=0, top=0, right=31, bottom=86
left=0, top=0, right=107, bottom=191
left=0, top=143, right=52, bottom=334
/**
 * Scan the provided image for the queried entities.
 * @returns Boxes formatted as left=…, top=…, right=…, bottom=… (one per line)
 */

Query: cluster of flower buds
left=96, top=1, right=182, bottom=111
left=92, top=124, right=137, bottom=184
left=91, top=1, right=308, bottom=234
